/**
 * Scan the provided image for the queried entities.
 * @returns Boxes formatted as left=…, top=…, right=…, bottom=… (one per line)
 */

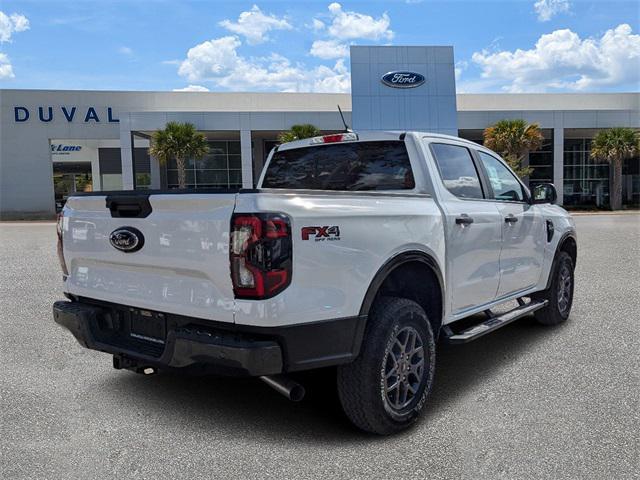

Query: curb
left=569, top=211, right=640, bottom=216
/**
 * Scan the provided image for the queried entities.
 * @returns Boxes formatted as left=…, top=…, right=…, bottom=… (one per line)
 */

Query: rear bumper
left=53, top=300, right=282, bottom=376
left=53, top=299, right=366, bottom=376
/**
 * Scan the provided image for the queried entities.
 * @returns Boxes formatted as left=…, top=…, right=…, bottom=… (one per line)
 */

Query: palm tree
left=590, top=127, right=640, bottom=210
left=149, top=122, right=209, bottom=189
left=483, top=119, right=544, bottom=179
left=278, top=124, right=321, bottom=143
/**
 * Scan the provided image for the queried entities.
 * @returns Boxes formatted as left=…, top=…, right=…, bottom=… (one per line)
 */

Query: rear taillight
left=56, top=211, right=69, bottom=278
left=230, top=213, right=292, bottom=299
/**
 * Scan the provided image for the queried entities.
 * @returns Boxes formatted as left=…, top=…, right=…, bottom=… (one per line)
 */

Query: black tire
left=533, top=251, right=575, bottom=326
left=337, top=297, right=436, bottom=435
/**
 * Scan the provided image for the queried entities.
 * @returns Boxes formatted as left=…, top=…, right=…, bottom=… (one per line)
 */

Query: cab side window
left=430, top=143, right=484, bottom=199
left=477, top=152, right=525, bottom=202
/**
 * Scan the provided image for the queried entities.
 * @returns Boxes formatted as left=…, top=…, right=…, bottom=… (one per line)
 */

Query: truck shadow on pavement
left=101, top=315, right=561, bottom=442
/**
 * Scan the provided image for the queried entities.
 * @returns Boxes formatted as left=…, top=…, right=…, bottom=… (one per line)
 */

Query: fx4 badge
left=301, top=226, right=340, bottom=241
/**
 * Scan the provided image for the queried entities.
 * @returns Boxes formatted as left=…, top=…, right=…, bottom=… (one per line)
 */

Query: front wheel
left=533, top=251, right=575, bottom=326
left=337, top=297, right=436, bottom=435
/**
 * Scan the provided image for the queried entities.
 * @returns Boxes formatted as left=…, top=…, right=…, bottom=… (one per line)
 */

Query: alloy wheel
left=557, top=264, right=572, bottom=315
left=382, top=325, right=425, bottom=412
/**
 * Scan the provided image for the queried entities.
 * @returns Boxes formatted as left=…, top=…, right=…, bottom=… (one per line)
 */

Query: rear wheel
left=533, top=251, right=575, bottom=326
left=337, top=297, right=436, bottom=435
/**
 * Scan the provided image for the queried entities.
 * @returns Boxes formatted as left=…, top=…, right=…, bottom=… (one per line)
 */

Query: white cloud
left=177, top=35, right=349, bottom=92
left=176, top=3, right=397, bottom=92
left=0, top=11, right=28, bottom=78
left=311, top=58, right=350, bottom=93
left=308, top=3, right=393, bottom=59
left=310, top=39, right=349, bottom=59
left=173, top=85, right=210, bottom=92
left=0, top=52, right=14, bottom=79
left=455, top=60, right=468, bottom=81
left=118, top=46, right=133, bottom=56
left=178, top=36, right=243, bottom=82
left=0, top=11, right=29, bottom=43
left=219, top=5, right=291, bottom=45
left=471, top=24, right=640, bottom=92
left=533, top=0, right=570, bottom=22
left=323, top=3, right=393, bottom=41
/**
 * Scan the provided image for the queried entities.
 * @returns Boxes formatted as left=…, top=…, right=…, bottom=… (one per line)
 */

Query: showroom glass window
left=430, top=143, right=484, bottom=199
left=133, top=148, right=151, bottom=189
left=563, top=138, right=610, bottom=208
left=622, top=154, right=640, bottom=207
left=166, top=141, right=242, bottom=189
left=528, top=130, right=554, bottom=191
left=564, top=136, right=640, bottom=208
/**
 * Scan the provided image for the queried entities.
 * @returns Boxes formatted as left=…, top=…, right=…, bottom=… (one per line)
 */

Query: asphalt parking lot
left=1, top=214, right=638, bottom=479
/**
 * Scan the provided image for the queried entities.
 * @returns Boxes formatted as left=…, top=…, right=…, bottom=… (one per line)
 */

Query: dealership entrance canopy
left=1, top=46, right=638, bottom=219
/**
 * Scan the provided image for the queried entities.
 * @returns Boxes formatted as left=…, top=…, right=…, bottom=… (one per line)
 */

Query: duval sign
left=381, top=71, right=426, bottom=89
left=14, top=106, right=119, bottom=123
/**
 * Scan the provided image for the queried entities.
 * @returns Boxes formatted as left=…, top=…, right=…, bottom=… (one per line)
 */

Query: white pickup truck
left=53, top=131, right=577, bottom=434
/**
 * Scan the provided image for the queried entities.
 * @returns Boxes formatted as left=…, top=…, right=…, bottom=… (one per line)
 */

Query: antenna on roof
left=337, top=105, right=351, bottom=132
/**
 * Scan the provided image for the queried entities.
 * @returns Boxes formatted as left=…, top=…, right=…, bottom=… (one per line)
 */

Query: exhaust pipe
left=259, top=375, right=305, bottom=402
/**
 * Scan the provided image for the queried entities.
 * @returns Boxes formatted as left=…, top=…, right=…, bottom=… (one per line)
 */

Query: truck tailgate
left=62, top=193, right=237, bottom=323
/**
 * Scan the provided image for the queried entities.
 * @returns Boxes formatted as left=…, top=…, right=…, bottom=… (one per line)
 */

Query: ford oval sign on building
left=381, top=71, right=426, bottom=89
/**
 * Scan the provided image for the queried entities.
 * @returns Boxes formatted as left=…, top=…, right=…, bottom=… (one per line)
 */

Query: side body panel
left=494, top=202, right=546, bottom=297
left=466, top=143, right=575, bottom=297
left=62, top=194, right=237, bottom=322
left=437, top=196, right=502, bottom=314
left=417, top=134, right=575, bottom=323
left=233, top=191, right=446, bottom=327
left=418, top=136, right=503, bottom=316
left=534, top=204, right=577, bottom=290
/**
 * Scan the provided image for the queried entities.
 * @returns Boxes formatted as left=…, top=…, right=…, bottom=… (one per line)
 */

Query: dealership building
left=1, top=46, right=638, bottom=219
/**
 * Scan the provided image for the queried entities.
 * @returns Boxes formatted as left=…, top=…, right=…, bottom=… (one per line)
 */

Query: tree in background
left=483, top=119, right=544, bottom=179
left=590, top=127, right=639, bottom=210
left=149, top=122, right=209, bottom=189
left=278, top=124, right=321, bottom=143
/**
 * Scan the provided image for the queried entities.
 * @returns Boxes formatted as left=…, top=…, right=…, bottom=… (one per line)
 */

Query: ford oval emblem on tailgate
left=109, top=227, right=144, bottom=253
left=381, top=71, right=426, bottom=88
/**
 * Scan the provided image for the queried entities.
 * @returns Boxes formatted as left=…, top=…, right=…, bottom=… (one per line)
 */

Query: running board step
left=443, top=300, right=548, bottom=344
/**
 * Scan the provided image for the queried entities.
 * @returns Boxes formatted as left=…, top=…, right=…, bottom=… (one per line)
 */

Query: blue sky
left=0, top=0, right=638, bottom=93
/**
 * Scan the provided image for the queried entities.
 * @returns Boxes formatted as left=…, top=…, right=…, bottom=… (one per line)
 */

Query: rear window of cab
left=262, top=141, right=415, bottom=191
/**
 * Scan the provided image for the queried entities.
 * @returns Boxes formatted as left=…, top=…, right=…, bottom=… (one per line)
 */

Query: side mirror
left=532, top=183, right=557, bottom=204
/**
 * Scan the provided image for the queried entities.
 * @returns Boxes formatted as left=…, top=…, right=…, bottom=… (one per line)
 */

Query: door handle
left=455, top=214, right=474, bottom=226
left=505, top=215, right=518, bottom=224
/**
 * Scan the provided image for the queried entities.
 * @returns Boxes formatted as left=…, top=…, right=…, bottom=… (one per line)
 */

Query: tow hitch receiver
left=113, top=354, right=156, bottom=375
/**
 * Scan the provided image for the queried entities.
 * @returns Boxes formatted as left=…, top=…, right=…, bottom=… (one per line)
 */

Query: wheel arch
left=560, top=233, right=577, bottom=267
left=358, top=251, right=445, bottom=340
left=545, top=231, right=577, bottom=290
